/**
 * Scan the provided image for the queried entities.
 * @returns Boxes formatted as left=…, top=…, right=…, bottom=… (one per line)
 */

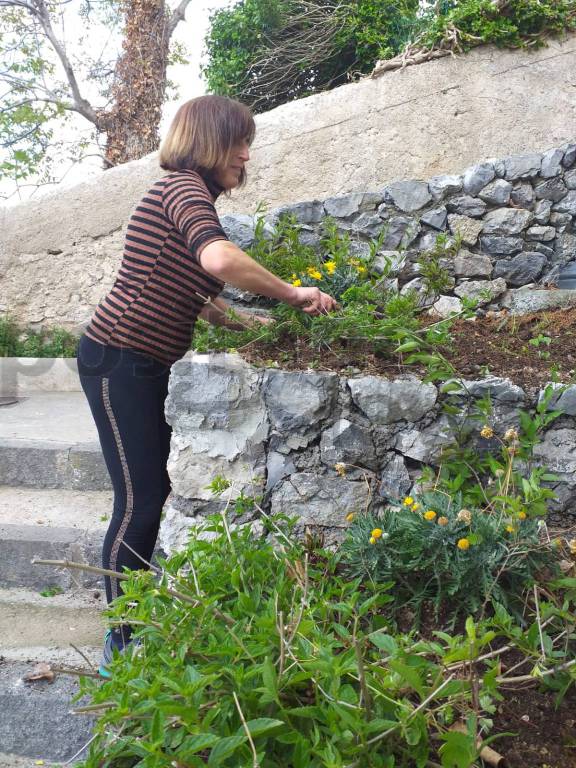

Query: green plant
left=39, top=585, right=63, bottom=597
left=0, top=316, right=78, bottom=357
left=418, top=233, right=459, bottom=296
left=340, top=494, right=557, bottom=626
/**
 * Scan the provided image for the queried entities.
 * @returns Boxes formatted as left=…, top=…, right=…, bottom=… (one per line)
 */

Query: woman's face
left=214, top=138, right=251, bottom=190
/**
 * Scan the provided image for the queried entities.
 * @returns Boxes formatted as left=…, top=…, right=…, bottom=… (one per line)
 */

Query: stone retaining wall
left=159, top=353, right=576, bottom=553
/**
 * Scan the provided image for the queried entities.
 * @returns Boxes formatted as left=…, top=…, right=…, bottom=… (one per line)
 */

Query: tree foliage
left=0, top=0, right=191, bottom=192
left=202, top=0, right=421, bottom=113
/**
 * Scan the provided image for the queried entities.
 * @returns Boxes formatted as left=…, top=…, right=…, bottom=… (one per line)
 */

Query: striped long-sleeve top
left=84, top=170, right=229, bottom=366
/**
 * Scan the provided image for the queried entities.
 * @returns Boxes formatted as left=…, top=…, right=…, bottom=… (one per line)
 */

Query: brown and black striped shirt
left=85, top=170, right=228, bottom=365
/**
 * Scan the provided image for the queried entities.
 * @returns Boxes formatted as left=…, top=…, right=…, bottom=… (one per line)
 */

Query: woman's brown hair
left=159, top=95, right=255, bottom=187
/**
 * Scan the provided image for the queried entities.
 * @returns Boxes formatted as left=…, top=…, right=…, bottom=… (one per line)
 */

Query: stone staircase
left=0, top=390, right=111, bottom=765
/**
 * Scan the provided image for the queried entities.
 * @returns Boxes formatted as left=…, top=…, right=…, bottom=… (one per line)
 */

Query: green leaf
left=207, top=731, right=246, bottom=766
left=243, top=718, right=285, bottom=738
left=180, top=733, right=220, bottom=757
left=438, top=730, right=477, bottom=767
left=368, top=631, right=398, bottom=654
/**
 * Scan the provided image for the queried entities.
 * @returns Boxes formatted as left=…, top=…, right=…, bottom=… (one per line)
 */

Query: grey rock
left=493, top=252, right=546, bottom=286
left=553, top=190, right=576, bottom=216
left=428, top=174, right=463, bottom=201
left=493, top=158, right=506, bottom=177
left=420, top=206, right=448, bottom=230
left=348, top=240, right=373, bottom=260
left=479, top=235, right=523, bottom=255
left=533, top=428, right=576, bottom=488
left=400, top=277, right=440, bottom=306
left=270, top=473, right=371, bottom=527
left=383, top=180, right=432, bottom=212
left=320, top=418, right=377, bottom=470
left=550, top=212, right=573, bottom=231
left=372, top=251, right=405, bottom=276
left=448, top=214, right=483, bottom=246
left=482, top=208, right=534, bottom=235
left=540, top=147, right=565, bottom=178
left=454, top=278, right=507, bottom=304
left=430, top=295, right=463, bottom=318
left=454, top=251, right=493, bottom=277
left=418, top=231, right=443, bottom=251
left=263, top=369, right=338, bottom=434
left=478, top=179, right=512, bottom=205
left=298, top=229, right=322, bottom=249
left=463, top=162, right=495, bottom=195
left=379, top=453, right=412, bottom=499
left=554, top=233, right=576, bottom=264
left=394, top=417, right=454, bottom=464
left=324, top=192, right=383, bottom=218
left=531, top=243, right=555, bottom=258
left=446, top=195, right=487, bottom=218
left=526, top=226, right=556, bottom=242
left=503, top=153, right=541, bottom=180
left=220, top=214, right=257, bottom=250
left=381, top=215, right=420, bottom=249
left=534, top=178, right=568, bottom=202
left=271, top=200, right=324, bottom=225
left=462, top=376, right=525, bottom=403
left=565, top=169, right=576, bottom=190
left=266, top=451, right=296, bottom=492
left=562, top=144, right=576, bottom=168
left=351, top=212, right=386, bottom=237
left=510, top=182, right=534, bottom=208
left=540, top=385, right=576, bottom=416
left=534, top=199, right=552, bottom=225
left=540, top=265, right=562, bottom=287
left=348, top=375, right=437, bottom=425
left=501, top=288, right=576, bottom=315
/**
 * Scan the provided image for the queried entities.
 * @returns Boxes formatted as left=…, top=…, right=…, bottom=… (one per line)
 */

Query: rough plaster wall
left=1, top=36, right=575, bottom=327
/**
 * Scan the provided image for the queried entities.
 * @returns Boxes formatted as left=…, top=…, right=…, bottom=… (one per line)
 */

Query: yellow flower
left=403, top=496, right=414, bottom=506
left=334, top=462, right=346, bottom=477
left=291, top=273, right=297, bottom=280
left=345, top=512, right=355, bottom=522
left=291, top=278, right=302, bottom=287
left=411, top=502, right=421, bottom=512
left=457, top=509, right=472, bottom=525
left=325, top=260, right=336, bottom=274
left=369, top=536, right=376, bottom=545
left=438, top=516, right=449, bottom=526
left=457, top=538, right=470, bottom=551
left=371, top=528, right=383, bottom=539
left=518, top=510, right=527, bottom=521
left=424, top=510, right=437, bottom=521
left=356, top=265, right=367, bottom=274
left=506, top=524, right=516, bottom=534
left=306, top=267, right=322, bottom=280
left=568, top=539, right=576, bottom=556
left=480, top=425, right=494, bottom=439
left=504, top=428, right=519, bottom=442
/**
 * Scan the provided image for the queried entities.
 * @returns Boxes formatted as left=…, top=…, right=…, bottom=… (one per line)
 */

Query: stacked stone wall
left=160, top=354, right=576, bottom=552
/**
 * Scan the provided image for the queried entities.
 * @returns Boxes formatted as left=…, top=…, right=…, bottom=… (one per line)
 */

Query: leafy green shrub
left=193, top=216, right=465, bottom=377
left=418, top=0, right=576, bottom=54
left=0, top=316, right=78, bottom=357
left=340, top=492, right=557, bottom=626
left=76, top=514, right=496, bottom=768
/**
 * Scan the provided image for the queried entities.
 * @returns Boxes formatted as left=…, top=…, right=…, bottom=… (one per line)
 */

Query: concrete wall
left=1, top=35, right=575, bottom=328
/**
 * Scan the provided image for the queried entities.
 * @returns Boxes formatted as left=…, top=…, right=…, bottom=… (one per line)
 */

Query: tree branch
left=165, top=0, right=192, bottom=39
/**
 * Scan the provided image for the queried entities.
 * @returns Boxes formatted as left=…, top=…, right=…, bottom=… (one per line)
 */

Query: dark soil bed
left=240, top=308, right=576, bottom=394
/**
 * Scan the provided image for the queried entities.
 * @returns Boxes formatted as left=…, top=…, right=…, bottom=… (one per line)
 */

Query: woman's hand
left=288, top=286, right=338, bottom=315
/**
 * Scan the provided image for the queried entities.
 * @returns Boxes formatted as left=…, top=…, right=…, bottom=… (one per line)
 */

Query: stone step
left=0, top=487, right=111, bottom=591
left=0, top=657, right=97, bottom=763
left=0, top=588, right=105, bottom=649
left=0, top=393, right=110, bottom=490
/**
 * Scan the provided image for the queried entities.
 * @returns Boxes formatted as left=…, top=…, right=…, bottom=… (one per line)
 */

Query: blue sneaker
left=98, top=629, right=137, bottom=678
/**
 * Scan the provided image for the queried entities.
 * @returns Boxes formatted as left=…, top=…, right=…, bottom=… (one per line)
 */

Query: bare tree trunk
left=101, top=0, right=171, bottom=167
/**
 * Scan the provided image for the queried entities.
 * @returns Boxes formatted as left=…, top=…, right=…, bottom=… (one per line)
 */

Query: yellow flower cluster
left=325, top=260, right=336, bottom=275
left=438, top=516, right=449, bottom=526
left=457, top=538, right=470, bottom=551
left=369, top=528, right=383, bottom=545
left=424, top=510, right=436, bottom=521
left=480, top=425, right=494, bottom=439
left=306, top=266, right=322, bottom=280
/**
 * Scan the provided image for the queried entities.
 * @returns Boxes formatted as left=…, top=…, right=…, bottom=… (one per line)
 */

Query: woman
left=77, top=95, right=337, bottom=674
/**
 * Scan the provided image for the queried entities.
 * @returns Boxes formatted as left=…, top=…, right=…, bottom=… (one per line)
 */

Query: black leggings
left=78, top=335, right=172, bottom=618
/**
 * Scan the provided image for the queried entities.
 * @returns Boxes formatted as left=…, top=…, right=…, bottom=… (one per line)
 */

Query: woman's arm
left=198, top=296, right=270, bottom=329
left=199, top=240, right=337, bottom=315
